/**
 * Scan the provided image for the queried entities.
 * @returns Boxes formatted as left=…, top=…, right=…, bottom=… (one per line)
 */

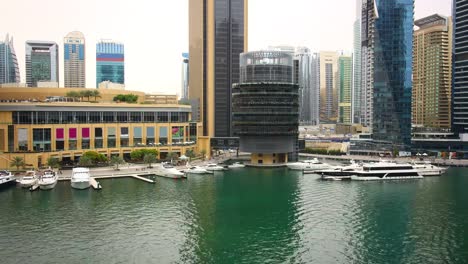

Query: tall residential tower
left=96, top=40, right=124, bottom=87
left=413, top=14, right=452, bottom=129
left=319, top=51, right=339, bottom=123
left=64, top=31, right=86, bottom=88
left=25, top=41, right=59, bottom=87
left=181, top=53, right=189, bottom=100
left=353, top=0, right=362, bottom=124
left=0, top=34, right=20, bottom=84
left=295, top=48, right=320, bottom=125
left=188, top=0, right=248, bottom=138
left=453, top=0, right=468, bottom=135
left=338, top=55, right=353, bottom=124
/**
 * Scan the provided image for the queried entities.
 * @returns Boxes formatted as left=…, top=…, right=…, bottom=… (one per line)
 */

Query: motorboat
left=411, top=161, right=447, bottom=176
left=71, top=167, right=91, bottom=189
left=0, top=170, right=16, bottom=189
left=38, top=170, right=58, bottom=190
left=317, top=160, right=363, bottom=180
left=154, top=163, right=185, bottom=179
left=350, top=161, right=423, bottom=181
left=204, top=163, right=225, bottom=171
left=185, top=166, right=212, bottom=174
left=227, top=162, right=245, bottom=169
left=18, top=171, right=38, bottom=188
left=287, top=158, right=333, bottom=172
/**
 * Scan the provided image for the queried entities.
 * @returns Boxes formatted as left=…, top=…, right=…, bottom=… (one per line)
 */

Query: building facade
left=361, top=0, right=376, bottom=128
left=232, top=51, right=299, bottom=165
left=338, top=55, right=353, bottom=124
left=96, top=40, right=124, bottom=87
left=413, top=14, right=452, bottom=129
left=453, top=0, right=468, bottom=136
left=361, top=0, right=414, bottom=147
left=188, top=0, right=248, bottom=138
left=319, top=51, right=339, bottom=123
left=0, top=90, right=198, bottom=169
left=352, top=0, right=362, bottom=124
left=64, top=31, right=86, bottom=88
left=0, top=34, right=20, bottom=85
left=25, top=41, right=59, bottom=87
left=295, top=48, right=320, bottom=125
left=181, top=53, right=189, bottom=100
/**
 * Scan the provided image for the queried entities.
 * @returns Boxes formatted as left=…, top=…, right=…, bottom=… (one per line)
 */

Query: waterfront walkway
left=301, top=153, right=468, bottom=167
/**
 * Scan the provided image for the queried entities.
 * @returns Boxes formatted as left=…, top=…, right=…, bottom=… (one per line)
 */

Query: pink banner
left=56, top=128, right=64, bottom=139
left=82, top=128, right=90, bottom=138
left=69, top=128, right=77, bottom=139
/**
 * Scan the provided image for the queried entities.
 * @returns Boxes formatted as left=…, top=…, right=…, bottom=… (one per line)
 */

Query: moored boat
left=411, top=161, right=447, bottom=176
left=204, top=163, right=225, bottom=171
left=71, top=167, right=91, bottom=189
left=185, top=166, right=212, bottom=174
left=0, top=170, right=16, bottom=189
left=38, top=170, right=58, bottom=190
left=154, top=163, right=185, bottom=179
left=350, top=161, right=423, bottom=181
left=287, top=158, right=333, bottom=172
left=227, top=162, right=245, bottom=169
left=317, top=160, right=363, bottom=180
left=18, top=171, right=38, bottom=188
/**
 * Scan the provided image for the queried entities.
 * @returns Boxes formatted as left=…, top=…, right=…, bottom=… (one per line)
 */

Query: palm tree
left=66, top=91, right=80, bottom=102
left=167, top=152, right=179, bottom=164
left=78, top=90, right=87, bottom=102
left=110, top=156, right=124, bottom=170
left=185, top=149, right=195, bottom=162
left=91, top=90, right=101, bottom=102
left=84, top=90, right=93, bottom=101
left=143, top=153, right=156, bottom=168
left=10, top=156, right=25, bottom=171
left=200, top=150, right=207, bottom=161
left=47, top=157, right=60, bottom=169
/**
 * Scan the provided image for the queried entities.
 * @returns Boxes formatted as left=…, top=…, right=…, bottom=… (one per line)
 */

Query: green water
left=1, top=167, right=468, bottom=263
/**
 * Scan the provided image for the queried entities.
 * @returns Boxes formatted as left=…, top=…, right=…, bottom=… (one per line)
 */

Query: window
left=55, top=128, right=64, bottom=151
left=146, top=127, right=155, bottom=145
left=144, top=112, right=155, bottom=122
left=18, top=128, right=28, bottom=151
left=157, top=112, right=168, bottom=122
left=108, top=127, right=116, bottom=148
left=94, top=128, right=103, bottom=148
left=81, top=128, right=90, bottom=149
left=33, top=128, right=51, bottom=152
left=89, top=112, right=101, bottom=123
left=172, top=126, right=184, bottom=144
left=117, top=112, right=128, bottom=122
left=133, top=127, right=142, bottom=146
left=76, top=112, right=87, bottom=123
left=103, top=112, right=115, bottom=123
left=130, top=112, right=142, bottom=122
left=159, top=127, right=168, bottom=145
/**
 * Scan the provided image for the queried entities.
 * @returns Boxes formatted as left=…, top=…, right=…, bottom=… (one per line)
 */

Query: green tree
left=81, top=151, right=107, bottom=164
left=185, top=149, right=195, bottom=162
left=91, top=90, right=101, bottom=102
left=200, top=150, right=207, bottom=161
left=46, top=157, right=60, bottom=169
left=78, top=90, right=87, bottom=101
left=78, top=156, right=93, bottom=167
left=143, top=153, right=157, bottom=168
left=110, top=156, right=124, bottom=170
left=10, top=156, right=25, bottom=171
left=66, top=91, right=80, bottom=102
left=166, top=152, right=179, bottom=163
left=130, top=149, right=159, bottom=162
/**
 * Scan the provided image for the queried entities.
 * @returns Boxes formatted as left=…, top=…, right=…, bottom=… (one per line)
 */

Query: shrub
left=130, top=149, right=159, bottom=161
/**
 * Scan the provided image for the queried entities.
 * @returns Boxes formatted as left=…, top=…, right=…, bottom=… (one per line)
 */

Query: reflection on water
left=0, top=168, right=468, bottom=263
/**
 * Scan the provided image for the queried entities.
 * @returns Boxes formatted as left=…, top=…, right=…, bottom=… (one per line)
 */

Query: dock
left=129, top=174, right=155, bottom=183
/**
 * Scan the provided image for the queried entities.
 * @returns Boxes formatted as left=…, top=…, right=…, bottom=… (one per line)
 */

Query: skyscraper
left=319, top=51, right=339, bottom=123
left=181, top=53, right=189, bottom=100
left=453, top=0, right=468, bottom=135
left=295, top=48, right=320, bottom=125
left=64, top=31, right=86, bottom=88
left=352, top=0, right=362, bottom=124
left=413, top=14, right=452, bottom=129
left=188, top=0, right=248, bottom=138
left=25, top=41, right=59, bottom=87
left=96, top=40, right=124, bottom=88
left=362, top=0, right=414, bottom=146
left=338, top=55, right=353, bottom=124
left=0, top=34, right=20, bottom=84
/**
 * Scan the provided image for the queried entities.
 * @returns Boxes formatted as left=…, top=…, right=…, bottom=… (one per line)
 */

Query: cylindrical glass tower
left=232, top=51, right=299, bottom=165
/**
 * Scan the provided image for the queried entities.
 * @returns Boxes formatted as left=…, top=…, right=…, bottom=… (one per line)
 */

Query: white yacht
left=38, top=170, right=58, bottom=190
left=228, top=162, right=245, bottom=169
left=317, top=160, right=363, bottom=180
left=287, top=158, right=333, bottom=172
left=71, top=167, right=91, bottom=189
left=185, top=166, right=212, bottom=174
left=350, top=161, right=423, bottom=181
left=411, top=161, right=447, bottom=176
left=205, top=163, right=225, bottom=171
left=0, top=170, right=16, bottom=189
left=18, top=171, right=38, bottom=188
left=154, top=163, right=185, bottom=179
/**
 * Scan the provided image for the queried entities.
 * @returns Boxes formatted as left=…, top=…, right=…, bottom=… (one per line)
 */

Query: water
left=1, top=167, right=468, bottom=263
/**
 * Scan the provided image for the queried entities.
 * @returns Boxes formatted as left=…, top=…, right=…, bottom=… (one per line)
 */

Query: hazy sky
left=1, top=0, right=451, bottom=95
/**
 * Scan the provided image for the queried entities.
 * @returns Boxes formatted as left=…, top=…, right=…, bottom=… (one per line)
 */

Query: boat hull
left=19, top=180, right=37, bottom=188
left=0, top=179, right=17, bottom=190
left=351, top=175, right=423, bottom=181
left=39, top=181, right=58, bottom=190
left=71, top=181, right=90, bottom=190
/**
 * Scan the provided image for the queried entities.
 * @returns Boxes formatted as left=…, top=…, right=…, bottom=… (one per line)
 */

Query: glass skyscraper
left=0, top=34, right=20, bottom=84
left=362, top=0, right=414, bottom=147
left=64, top=31, right=86, bottom=88
left=453, top=0, right=468, bottom=135
left=189, top=0, right=248, bottom=138
left=295, top=47, right=320, bottom=126
left=338, top=55, right=353, bottom=124
left=352, top=0, right=362, bottom=124
left=25, top=41, right=59, bottom=87
left=96, top=41, right=124, bottom=87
